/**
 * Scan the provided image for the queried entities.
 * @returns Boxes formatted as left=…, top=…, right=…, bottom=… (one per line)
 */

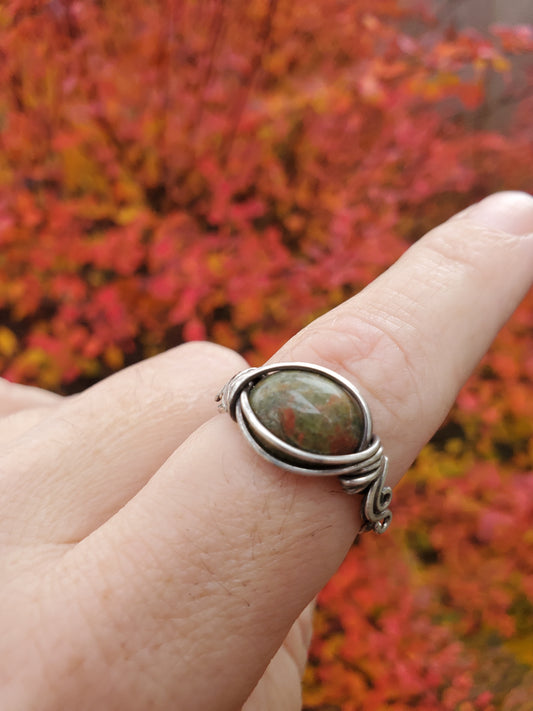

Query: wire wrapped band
left=217, top=362, right=392, bottom=534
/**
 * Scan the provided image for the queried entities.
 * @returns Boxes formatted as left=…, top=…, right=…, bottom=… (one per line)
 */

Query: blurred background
left=0, top=1, right=532, bottom=708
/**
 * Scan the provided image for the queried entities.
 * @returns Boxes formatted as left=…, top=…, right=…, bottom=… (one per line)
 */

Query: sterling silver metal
left=217, top=362, right=392, bottom=534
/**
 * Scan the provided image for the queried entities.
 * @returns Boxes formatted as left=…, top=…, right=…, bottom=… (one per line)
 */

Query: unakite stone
left=248, top=370, right=364, bottom=455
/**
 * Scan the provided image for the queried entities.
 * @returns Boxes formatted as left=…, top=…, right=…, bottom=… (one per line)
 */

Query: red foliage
left=1, top=0, right=532, bottom=387
left=1, top=1, right=532, bottom=707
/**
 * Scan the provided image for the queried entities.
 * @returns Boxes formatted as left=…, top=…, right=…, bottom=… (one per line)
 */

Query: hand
left=1, top=192, right=532, bottom=711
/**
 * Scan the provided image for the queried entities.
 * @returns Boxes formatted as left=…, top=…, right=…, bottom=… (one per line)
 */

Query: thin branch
left=192, top=0, right=228, bottom=133
left=435, top=0, right=476, bottom=27
left=221, top=0, right=279, bottom=168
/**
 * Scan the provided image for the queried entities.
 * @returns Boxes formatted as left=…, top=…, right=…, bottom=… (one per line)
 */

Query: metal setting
left=217, top=362, right=392, bottom=534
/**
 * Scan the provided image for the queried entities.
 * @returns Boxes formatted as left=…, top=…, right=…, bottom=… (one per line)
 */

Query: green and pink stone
left=248, top=370, right=365, bottom=455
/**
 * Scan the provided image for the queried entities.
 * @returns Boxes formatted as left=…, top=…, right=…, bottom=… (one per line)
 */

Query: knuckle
left=172, top=341, right=248, bottom=372
left=422, top=219, right=522, bottom=278
left=287, top=311, right=427, bottom=439
left=109, top=342, right=247, bottom=409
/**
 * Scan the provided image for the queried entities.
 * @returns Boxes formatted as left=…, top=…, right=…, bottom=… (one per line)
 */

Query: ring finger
left=38, top=191, right=533, bottom=711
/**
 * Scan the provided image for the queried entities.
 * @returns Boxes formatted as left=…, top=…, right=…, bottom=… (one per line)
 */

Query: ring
left=216, top=362, right=392, bottom=534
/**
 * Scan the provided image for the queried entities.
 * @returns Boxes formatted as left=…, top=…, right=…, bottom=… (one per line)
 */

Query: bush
left=1, top=1, right=532, bottom=707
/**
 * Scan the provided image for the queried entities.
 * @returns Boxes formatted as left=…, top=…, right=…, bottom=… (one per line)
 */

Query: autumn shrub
left=0, top=1, right=532, bottom=708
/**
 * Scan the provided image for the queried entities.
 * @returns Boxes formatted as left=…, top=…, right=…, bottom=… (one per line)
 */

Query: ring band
left=216, top=362, right=392, bottom=534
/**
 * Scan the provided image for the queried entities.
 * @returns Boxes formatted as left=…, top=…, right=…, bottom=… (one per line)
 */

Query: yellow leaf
left=116, top=205, right=142, bottom=225
left=61, top=145, right=109, bottom=194
left=507, top=636, right=533, bottom=666
left=492, top=56, right=511, bottom=73
left=104, top=345, right=124, bottom=370
left=0, top=8, right=13, bottom=29
left=0, top=327, right=17, bottom=357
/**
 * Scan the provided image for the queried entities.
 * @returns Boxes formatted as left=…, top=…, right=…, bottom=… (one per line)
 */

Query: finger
left=277, top=190, right=533, bottom=485
left=242, top=601, right=315, bottom=711
left=0, top=342, right=247, bottom=543
left=0, top=378, right=62, bottom=417
left=0, top=408, right=59, bottom=447
left=0, top=380, right=63, bottom=448
left=33, top=193, right=533, bottom=709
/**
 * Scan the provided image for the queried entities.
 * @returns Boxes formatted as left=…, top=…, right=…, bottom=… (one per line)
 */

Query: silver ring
left=216, top=362, right=392, bottom=534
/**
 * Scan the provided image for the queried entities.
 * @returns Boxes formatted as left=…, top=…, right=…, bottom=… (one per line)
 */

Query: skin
left=0, top=191, right=532, bottom=710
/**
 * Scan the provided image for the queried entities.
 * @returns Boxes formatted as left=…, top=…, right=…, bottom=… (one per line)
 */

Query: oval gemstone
left=248, top=370, right=364, bottom=455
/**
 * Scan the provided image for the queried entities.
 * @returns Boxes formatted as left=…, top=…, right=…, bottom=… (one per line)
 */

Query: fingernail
left=457, top=191, right=533, bottom=236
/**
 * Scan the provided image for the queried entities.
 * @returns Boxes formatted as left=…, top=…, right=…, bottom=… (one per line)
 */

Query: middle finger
left=0, top=342, right=246, bottom=544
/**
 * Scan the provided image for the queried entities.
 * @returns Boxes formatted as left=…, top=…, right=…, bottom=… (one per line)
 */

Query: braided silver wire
left=217, top=362, right=392, bottom=534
